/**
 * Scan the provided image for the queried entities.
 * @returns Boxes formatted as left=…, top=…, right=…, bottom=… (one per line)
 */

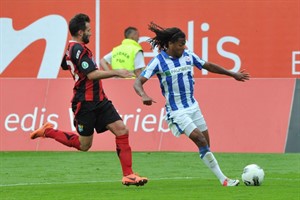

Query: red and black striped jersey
left=62, top=41, right=107, bottom=102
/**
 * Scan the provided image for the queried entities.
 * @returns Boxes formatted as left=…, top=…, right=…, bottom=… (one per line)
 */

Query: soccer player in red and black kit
left=30, top=13, right=148, bottom=186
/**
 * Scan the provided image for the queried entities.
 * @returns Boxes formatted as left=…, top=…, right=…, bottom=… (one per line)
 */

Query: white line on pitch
left=0, top=177, right=298, bottom=187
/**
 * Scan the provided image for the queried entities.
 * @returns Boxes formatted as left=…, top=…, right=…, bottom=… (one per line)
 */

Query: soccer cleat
left=223, top=178, right=240, bottom=186
left=30, top=122, right=54, bottom=139
left=122, top=173, right=148, bottom=186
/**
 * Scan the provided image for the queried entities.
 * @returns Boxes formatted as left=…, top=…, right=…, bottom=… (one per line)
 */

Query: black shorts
left=72, top=99, right=122, bottom=136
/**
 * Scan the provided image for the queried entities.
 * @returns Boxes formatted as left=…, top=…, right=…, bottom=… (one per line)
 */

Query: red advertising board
left=0, top=78, right=295, bottom=153
left=0, top=0, right=298, bottom=152
left=0, top=0, right=96, bottom=78
left=0, top=0, right=300, bottom=78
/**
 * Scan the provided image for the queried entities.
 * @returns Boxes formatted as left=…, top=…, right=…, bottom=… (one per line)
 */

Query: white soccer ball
left=242, top=164, right=265, bottom=186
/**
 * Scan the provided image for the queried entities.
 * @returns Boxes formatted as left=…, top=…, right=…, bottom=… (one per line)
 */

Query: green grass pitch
left=0, top=152, right=299, bottom=200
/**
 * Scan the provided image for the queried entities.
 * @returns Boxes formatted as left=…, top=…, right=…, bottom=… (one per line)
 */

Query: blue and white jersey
left=141, top=50, right=206, bottom=113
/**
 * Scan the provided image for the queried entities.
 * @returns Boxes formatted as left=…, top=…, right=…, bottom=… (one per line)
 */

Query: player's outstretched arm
left=232, top=69, right=250, bottom=82
left=203, top=62, right=250, bottom=82
left=134, top=76, right=156, bottom=106
left=87, top=69, right=134, bottom=80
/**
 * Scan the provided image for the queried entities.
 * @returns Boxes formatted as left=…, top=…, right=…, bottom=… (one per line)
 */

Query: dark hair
left=69, top=13, right=90, bottom=36
left=124, top=27, right=138, bottom=38
left=147, top=22, right=185, bottom=51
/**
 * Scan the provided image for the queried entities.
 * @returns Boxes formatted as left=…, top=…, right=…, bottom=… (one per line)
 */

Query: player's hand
left=142, top=95, right=156, bottom=106
left=114, top=69, right=135, bottom=79
left=233, top=69, right=250, bottom=82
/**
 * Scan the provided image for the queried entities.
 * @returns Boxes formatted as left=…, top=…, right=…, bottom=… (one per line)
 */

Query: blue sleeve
left=141, top=58, right=159, bottom=79
left=191, top=52, right=206, bottom=70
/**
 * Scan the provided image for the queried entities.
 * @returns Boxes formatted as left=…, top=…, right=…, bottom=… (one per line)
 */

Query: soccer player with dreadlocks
left=134, top=22, right=250, bottom=186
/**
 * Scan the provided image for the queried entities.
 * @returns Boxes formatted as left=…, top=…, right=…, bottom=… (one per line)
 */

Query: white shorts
left=165, top=103, right=208, bottom=137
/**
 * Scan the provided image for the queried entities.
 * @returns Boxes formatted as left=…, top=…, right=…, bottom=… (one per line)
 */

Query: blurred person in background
left=100, top=27, right=145, bottom=78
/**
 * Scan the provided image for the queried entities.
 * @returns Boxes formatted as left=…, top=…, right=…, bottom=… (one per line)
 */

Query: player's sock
left=115, top=134, right=133, bottom=176
left=200, top=146, right=227, bottom=184
left=199, top=145, right=210, bottom=158
left=45, top=128, right=81, bottom=150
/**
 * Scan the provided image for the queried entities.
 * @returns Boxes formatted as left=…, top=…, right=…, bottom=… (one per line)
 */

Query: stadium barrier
left=1, top=0, right=299, bottom=152
left=0, top=78, right=296, bottom=153
left=1, top=0, right=299, bottom=79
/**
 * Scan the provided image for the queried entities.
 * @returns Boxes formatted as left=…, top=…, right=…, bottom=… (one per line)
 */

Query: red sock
left=116, top=134, right=133, bottom=176
left=45, top=128, right=81, bottom=150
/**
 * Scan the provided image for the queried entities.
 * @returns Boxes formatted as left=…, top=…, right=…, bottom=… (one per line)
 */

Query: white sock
left=202, top=152, right=227, bottom=184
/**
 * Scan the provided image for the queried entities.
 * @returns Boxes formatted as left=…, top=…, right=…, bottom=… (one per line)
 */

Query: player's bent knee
left=198, top=137, right=208, bottom=147
left=107, top=120, right=129, bottom=136
left=116, top=128, right=129, bottom=137
left=116, top=124, right=129, bottom=136
left=190, top=132, right=208, bottom=147
left=122, top=127, right=129, bottom=135
left=79, top=141, right=92, bottom=151
left=80, top=144, right=91, bottom=152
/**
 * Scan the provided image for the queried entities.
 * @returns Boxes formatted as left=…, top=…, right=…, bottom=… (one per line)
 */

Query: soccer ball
left=241, top=164, right=265, bottom=186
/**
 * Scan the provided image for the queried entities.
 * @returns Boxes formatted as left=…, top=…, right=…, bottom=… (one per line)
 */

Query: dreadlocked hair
left=148, top=22, right=185, bottom=51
